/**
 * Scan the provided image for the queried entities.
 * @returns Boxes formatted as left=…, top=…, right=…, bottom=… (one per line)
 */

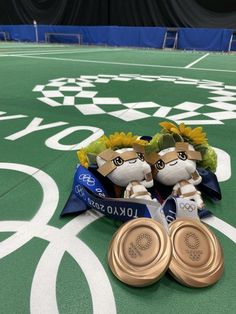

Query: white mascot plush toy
left=96, top=147, right=154, bottom=200
left=145, top=121, right=218, bottom=211
left=156, top=142, right=203, bottom=208
left=145, top=124, right=210, bottom=209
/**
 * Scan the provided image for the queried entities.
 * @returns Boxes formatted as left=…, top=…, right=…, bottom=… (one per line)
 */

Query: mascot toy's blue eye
left=155, top=159, right=165, bottom=170
left=178, top=151, right=187, bottom=161
left=113, top=156, right=124, bottom=166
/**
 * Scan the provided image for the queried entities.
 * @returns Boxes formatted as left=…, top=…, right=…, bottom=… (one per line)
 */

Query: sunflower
left=106, top=132, right=143, bottom=150
left=77, top=132, right=147, bottom=167
left=160, top=121, right=207, bottom=145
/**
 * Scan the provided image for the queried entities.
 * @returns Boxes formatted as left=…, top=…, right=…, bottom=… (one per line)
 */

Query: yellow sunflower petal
left=159, top=121, right=177, bottom=131
left=179, top=123, right=186, bottom=133
left=189, top=127, right=203, bottom=137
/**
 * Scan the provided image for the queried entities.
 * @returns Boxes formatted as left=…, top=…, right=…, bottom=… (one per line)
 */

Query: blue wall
left=0, top=25, right=233, bottom=51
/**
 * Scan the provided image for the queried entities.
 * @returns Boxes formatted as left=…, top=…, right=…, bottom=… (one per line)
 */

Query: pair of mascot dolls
left=76, top=121, right=218, bottom=214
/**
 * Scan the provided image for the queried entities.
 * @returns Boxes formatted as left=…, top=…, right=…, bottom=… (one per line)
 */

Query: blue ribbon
left=73, top=164, right=109, bottom=198
left=198, top=168, right=222, bottom=201
left=61, top=165, right=215, bottom=223
left=61, top=165, right=154, bottom=221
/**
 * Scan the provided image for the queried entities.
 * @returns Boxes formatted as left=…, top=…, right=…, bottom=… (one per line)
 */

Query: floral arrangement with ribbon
left=61, top=122, right=221, bottom=223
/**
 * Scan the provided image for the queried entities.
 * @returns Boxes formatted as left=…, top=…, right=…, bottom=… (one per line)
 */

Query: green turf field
left=0, top=43, right=236, bottom=314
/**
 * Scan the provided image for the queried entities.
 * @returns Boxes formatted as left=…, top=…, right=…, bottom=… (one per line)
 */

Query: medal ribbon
left=61, top=165, right=214, bottom=224
left=61, top=165, right=161, bottom=221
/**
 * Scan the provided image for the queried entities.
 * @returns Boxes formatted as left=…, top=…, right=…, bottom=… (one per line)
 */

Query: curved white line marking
left=30, top=212, right=100, bottom=314
left=214, top=147, right=231, bottom=182
left=0, top=163, right=116, bottom=313
left=0, top=216, right=117, bottom=314
left=203, top=216, right=236, bottom=244
left=0, top=163, right=59, bottom=223
left=0, top=163, right=59, bottom=259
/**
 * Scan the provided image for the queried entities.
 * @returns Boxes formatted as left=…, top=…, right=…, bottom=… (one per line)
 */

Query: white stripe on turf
left=204, top=215, right=236, bottom=244
left=185, top=53, right=209, bottom=68
left=7, top=53, right=236, bottom=73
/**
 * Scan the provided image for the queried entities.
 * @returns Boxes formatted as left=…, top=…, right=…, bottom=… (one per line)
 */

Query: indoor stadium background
left=0, top=1, right=236, bottom=313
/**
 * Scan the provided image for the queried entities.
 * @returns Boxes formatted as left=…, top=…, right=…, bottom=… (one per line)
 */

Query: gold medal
left=168, top=218, right=224, bottom=287
left=108, top=218, right=172, bottom=287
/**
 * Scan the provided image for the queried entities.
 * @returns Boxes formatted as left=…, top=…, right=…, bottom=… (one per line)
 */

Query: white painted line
left=176, top=119, right=223, bottom=125
left=214, top=147, right=231, bottom=182
left=134, top=77, right=155, bottom=82
left=46, top=82, right=66, bottom=87
left=5, top=53, right=236, bottom=73
left=120, top=74, right=140, bottom=77
left=185, top=53, right=209, bottom=68
left=108, top=101, right=145, bottom=121
left=31, top=214, right=117, bottom=314
left=160, top=75, right=184, bottom=79
left=37, top=97, right=62, bottom=107
left=112, top=77, right=132, bottom=81
left=158, top=78, right=176, bottom=81
left=201, top=79, right=224, bottom=84
left=178, top=78, right=199, bottom=82
left=124, top=101, right=159, bottom=109
left=174, top=81, right=198, bottom=85
left=142, top=75, right=160, bottom=79
left=174, top=101, right=203, bottom=111
left=95, top=78, right=110, bottom=83
left=0, top=49, right=82, bottom=55
left=167, top=111, right=200, bottom=120
left=0, top=44, right=68, bottom=48
left=93, top=97, right=121, bottom=105
left=153, top=106, right=172, bottom=117
left=1, top=47, right=124, bottom=56
left=76, top=91, right=98, bottom=98
left=22, top=48, right=124, bottom=55
left=76, top=82, right=95, bottom=87
left=59, top=86, right=82, bottom=91
left=81, top=75, right=101, bottom=79
left=225, top=85, right=236, bottom=90
left=108, top=109, right=150, bottom=121
left=204, top=111, right=236, bottom=120
left=203, top=215, right=236, bottom=244
left=0, top=214, right=117, bottom=314
left=197, top=85, right=224, bottom=90
left=98, top=74, right=117, bottom=78
left=63, top=96, right=75, bottom=105
left=68, top=78, right=76, bottom=83
left=75, top=104, right=105, bottom=114
left=207, top=102, right=236, bottom=111
left=0, top=113, right=27, bottom=120
left=42, top=90, right=64, bottom=97
left=210, top=90, right=236, bottom=96
left=209, top=96, right=236, bottom=102
left=0, top=163, right=59, bottom=258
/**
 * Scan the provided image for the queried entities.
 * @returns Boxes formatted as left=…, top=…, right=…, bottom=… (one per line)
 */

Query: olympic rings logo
left=179, top=202, right=196, bottom=212
left=78, top=173, right=95, bottom=186
left=0, top=163, right=116, bottom=314
left=75, top=184, right=85, bottom=198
